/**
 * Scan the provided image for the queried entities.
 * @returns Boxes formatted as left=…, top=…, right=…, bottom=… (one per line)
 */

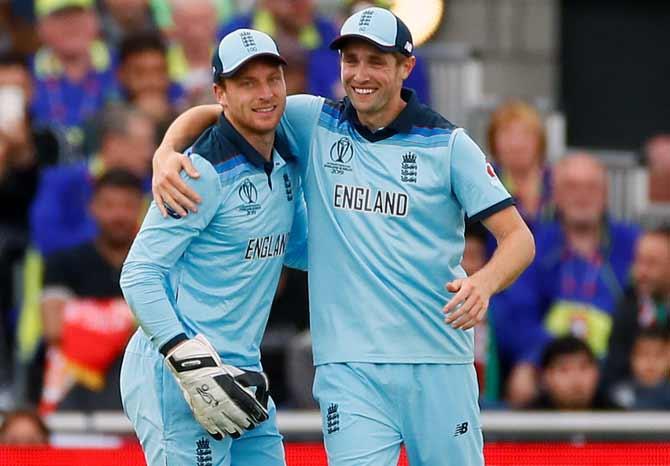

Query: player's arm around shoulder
left=152, top=105, right=222, bottom=217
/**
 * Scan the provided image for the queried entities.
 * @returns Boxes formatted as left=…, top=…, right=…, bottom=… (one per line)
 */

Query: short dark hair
left=0, top=51, right=29, bottom=70
left=635, top=326, right=670, bottom=345
left=541, top=336, right=596, bottom=370
left=119, top=32, right=167, bottom=64
left=93, top=168, right=143, bottom=196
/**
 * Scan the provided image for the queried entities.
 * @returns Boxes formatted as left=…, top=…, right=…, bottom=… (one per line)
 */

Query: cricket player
left=119, top=29, right=307, bottom=466
left=151, top=8, right=535, bottom=466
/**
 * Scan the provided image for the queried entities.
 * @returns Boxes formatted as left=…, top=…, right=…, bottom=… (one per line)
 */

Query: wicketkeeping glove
left=165, top=334, right=269, bottom=440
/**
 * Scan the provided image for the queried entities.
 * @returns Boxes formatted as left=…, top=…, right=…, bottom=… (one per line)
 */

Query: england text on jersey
left=333, top=184, right=408, bottom=217
left=244, top=233, right=289, bottom=260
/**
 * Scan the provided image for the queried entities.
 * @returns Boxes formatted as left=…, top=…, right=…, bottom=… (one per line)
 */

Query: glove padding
left=166, top=334, right=269, bottom=440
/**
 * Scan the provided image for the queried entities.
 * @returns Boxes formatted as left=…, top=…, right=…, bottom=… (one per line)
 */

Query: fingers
left=166, top=182, right=199, bottom=214
left=443, top=280, right=488, bottom=330
left=443, top=280, right=465, bottom=313
left=152, top=183, right=168, bottom=218
left=161, top=189, right=186, bottom=218
left=182, top=154, right=200, bottom=179
left=445, top=279, right=462, bottom=294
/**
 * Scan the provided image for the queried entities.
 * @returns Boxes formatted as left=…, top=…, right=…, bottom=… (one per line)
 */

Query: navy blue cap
left=212, top=28, right=287, bottom=82
left=330, top=7, right=414, bottom=57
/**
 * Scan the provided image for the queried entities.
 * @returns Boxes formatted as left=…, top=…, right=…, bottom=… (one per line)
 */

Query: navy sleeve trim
left=468, top=197, right=515, bottom=224
left=159, top=333, right=188, bottom=357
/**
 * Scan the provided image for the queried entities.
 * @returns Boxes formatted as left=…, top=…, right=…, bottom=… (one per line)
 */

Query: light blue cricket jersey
left=120, top=115, right=307, bottom=371
left=278, top=89, right=513, bottom=365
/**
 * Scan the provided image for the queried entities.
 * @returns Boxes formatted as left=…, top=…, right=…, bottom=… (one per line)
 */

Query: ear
left=400, top=56, right=416, bottom=81
left=213, top=82, right=227, bottom=108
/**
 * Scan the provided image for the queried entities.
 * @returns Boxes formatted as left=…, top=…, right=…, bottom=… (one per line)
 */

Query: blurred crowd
left=0, top=0, right=669, bottom=445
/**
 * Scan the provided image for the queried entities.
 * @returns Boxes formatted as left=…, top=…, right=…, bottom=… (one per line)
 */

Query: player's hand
left=166, top=334, right=270, bottom=440
left=152, top=145, right=201, bottom=218
left=443, top=276, right=492, bottom=330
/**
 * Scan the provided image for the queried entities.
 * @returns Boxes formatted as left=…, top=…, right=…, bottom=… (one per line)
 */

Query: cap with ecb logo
left=329, top=7, right=414, bottom=57
left=212, top=29, right=287, bottom=82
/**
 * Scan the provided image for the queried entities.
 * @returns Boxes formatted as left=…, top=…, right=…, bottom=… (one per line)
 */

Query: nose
left=258, top=80, right=274, bottom=100
left=351, top=63, right=370, bottom=83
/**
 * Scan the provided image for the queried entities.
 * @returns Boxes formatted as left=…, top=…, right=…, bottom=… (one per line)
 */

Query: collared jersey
left=120, top=115, right=307, bottom=370
left=278, top=89, right=513, bottom=365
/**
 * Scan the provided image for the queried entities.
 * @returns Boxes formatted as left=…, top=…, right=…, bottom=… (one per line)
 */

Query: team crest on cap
left=358, top=9, right=374, bottom=31
left=240, top=30, right=258, bottom=52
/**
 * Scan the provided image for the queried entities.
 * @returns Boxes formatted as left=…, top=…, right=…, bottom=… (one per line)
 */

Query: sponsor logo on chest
left=237, top=178, right=262, bottom=215
left=324, top=137, right=354, bottom=175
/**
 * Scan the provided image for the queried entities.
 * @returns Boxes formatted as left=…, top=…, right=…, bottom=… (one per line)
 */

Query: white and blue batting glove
left=165, top=334, right=269, bottom=440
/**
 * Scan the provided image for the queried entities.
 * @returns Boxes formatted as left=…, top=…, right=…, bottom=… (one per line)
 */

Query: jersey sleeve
left=449, top=129, right=514, bottom=223
left=278, top=94, right=324, bottom=161
left=283, top=183, right=308, bottom=271
left=119, top=153, right=222, bottom=351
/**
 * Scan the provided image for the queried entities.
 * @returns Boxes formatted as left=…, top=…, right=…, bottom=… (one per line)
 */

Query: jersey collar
left=217, top=114, right=269, bottom=168
left=340, top=88, right=419, bottom=142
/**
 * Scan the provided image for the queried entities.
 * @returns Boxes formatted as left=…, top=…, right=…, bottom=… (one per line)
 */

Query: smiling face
left=215, top=58, right=287, bottom=138
left=339, top=40, right=414, bottom=128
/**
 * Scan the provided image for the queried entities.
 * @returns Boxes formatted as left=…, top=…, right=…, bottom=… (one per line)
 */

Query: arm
left=121, top=154, right=222, bottom=352
left=41, top=297, right=66, bottom=345
left=443, top=129, right=535, bottom=330
left=152, top=105, right=221, bottom=217
left=444, top=207, right=535, bottom=329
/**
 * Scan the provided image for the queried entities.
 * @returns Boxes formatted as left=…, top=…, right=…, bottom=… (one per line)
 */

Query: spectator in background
left=166, top=0, right=219, bottom=105
left=604, top=227, right=670, bottom=386
left=98, top=0, right=159, bottom=49
left=487, top=100, right=552, bottom=230
left=0, top=52, right=64, bottom=395
left=609, top=327, right=670, bottom=410
left=31, top=0, right=117, bottom=157
left=532, top=336, right=610, bottom=410
left=0, top=408, right=49, bottom=445
left=646, top=134, right=670, bottom=203
left=36, top=170, right=142, bottom=412
left=495, top=153, right=639, bottom=408
left=343, top=0, right=431, bottom=104
left=220, top=0, right=341, bottom=98
left=0, top=52, right=64, bottom=236
left=30, top=104, right=154, bottom=257
left=150, top=0, right=237, bottom=34
left=116, top=32, right=184, bottom=134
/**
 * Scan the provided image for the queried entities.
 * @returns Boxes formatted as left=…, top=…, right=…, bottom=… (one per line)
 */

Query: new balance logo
left=326, top=403, right=340, bottom=434
left=454, top=422, right=469, bottom=437
left=196, top=437, right=212, bottom=466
